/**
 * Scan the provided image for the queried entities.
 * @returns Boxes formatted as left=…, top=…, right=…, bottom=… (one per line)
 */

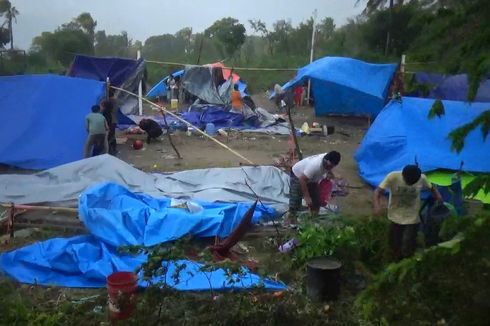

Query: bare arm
left=431, top=185, right=443, bottom=202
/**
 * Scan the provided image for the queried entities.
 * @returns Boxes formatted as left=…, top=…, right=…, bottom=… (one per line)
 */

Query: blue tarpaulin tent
left=355, top=97, right=490, bottom=187
left=146, top=69, right=185, bottom=98
left=281, top=57, right=397, bottom=117
left=67, top=54, right=144, bottom=87
left=0, top=183, right=285, bottom=290
left=410, top=72, right=490, bottom=102
left=0, top=74, right=106, bottom=170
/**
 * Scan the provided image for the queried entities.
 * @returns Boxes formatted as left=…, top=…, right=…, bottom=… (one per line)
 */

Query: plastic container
left=205, top=123, right=217, bottom=136
left=306, top=257, right=342, bottom=301
left=107, top=272, right=138, bottom=320
left=171, top=98, right=178, bottom=110
left=279, top=238, right=299, bottom=253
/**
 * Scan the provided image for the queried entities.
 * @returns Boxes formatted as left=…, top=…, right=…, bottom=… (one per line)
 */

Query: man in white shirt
left=288, top=151, right=341, bottom=221
left=373, top=165, right=442, bottom=261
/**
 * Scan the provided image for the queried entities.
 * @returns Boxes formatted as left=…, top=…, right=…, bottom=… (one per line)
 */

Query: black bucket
left=306, top=256, right=342, bottom=301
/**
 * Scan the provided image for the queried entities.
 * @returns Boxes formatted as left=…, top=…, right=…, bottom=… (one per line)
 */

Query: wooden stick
left=159, top=109, right=182, bottom=159
left=110, top=86, right=255, bottom=165
left=286, top=105, right=303, bottom=161
left=1, top=203, right=77, bottom=214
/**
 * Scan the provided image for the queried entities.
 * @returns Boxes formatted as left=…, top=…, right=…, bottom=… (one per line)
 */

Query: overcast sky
left=10, top=0, right=363, bottom=50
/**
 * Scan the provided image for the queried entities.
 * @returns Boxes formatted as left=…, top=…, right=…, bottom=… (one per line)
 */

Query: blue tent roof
left=0, top=74, right=106, bottom=169
left=411, top=72, right=490, bottom=102
left=67, top=54, right=143, bottom=87
left=355, top=97, right=490, bottom=187
left=146, top=69, right=185, bottom=97
left=282, top=56, right=397, bottom=117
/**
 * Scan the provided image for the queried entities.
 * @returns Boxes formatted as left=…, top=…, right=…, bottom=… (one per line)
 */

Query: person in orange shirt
left=231, top=84, right=243, bottom=112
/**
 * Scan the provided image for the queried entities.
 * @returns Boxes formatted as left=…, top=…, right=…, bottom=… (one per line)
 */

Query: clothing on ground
left=292, top=153, right=328, bottom=182
left=86, top=112, right=107, bottom=135
left=379, top=171, right=432, bottom=224
left=231, top=90, right=243, bottom=110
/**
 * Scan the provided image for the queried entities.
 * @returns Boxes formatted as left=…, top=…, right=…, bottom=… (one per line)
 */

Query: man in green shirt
left=83, top=105, right=108, bottom=158
left=373, top=165, right=442, bottom=261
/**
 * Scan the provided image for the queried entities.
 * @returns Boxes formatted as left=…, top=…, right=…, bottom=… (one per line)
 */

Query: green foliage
left=204, top=17, right=246, bottom=59
left=428, top=98, right=445, bottom=119
left=448, top=110, right=490, bottom=152
left=293, top=219, right=357, bottom=268
left=355, top=213, right=490, bottom=325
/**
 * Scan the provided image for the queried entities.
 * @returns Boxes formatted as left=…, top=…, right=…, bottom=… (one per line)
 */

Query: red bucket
left=107, top=271, right=138, bottom=320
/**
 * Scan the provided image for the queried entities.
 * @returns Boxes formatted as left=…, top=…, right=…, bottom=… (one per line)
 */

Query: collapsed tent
left=0, top=74, right=106, bottom=170
left=0, top=183, right=285, bottom=290
left=355, top=97, right=490, bottom=189
left=280, top=56, right=397, bottom=117
left=408, top=72, right=490, bottom=102
left=0, top=154, right=291, bottom=210
left=146, top=62, right=249, bottom=100
left=67, top=54, right=145, bottom=117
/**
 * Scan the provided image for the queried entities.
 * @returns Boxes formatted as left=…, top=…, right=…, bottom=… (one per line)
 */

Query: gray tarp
left=0, top=155, right=290, bottom=210
left=182, top=66, right=232, bottom=105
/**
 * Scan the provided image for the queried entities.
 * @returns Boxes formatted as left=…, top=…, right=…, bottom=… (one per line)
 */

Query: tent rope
left=144, top=59, right=298, bottom=72
left=110, top=86, right=255, bottom=165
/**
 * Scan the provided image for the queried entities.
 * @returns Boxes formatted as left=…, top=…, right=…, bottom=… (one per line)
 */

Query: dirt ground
left=117, top=93, right=373, bottom=217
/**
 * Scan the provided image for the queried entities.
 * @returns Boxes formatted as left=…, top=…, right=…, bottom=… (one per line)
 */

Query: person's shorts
left=289, top=171, right=320, bottom=212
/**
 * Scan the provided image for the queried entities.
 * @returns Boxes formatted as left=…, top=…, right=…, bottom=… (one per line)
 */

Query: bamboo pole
left=144, top=59, right=298, bottom=72
left=1, top=203, right=78, bottom=214
left=110, top=86, right=255, bottom=165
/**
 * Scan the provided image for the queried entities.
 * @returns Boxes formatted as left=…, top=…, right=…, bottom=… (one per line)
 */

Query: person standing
left=231, top=84, right=243, bottom=112
left=373, top=165, right=443, bottom=261
left=294, top=86, right=303, bottom=107
left=288, top=151, right=341, bottom=222
left=100, top=99, right=117, bottom=155
left=84, top=105, right=108, bottom=158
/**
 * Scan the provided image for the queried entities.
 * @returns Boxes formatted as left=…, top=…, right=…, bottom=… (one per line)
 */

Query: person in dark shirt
left=139, top=118, right=163, bottom=144
left=100, top=99, right=118, bottom=155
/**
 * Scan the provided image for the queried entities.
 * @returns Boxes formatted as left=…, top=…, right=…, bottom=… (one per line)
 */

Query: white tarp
left=0, top=155, right=290, bottom=210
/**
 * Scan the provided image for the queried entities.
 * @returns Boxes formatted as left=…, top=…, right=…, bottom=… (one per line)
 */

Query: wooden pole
left=158, top=108, right=182, bottom=159
left=110, top=86, right=255, bottom=165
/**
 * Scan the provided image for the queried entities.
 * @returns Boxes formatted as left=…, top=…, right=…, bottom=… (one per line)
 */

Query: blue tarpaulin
left=0, top=183, right=285, bottom=290
left=410, top=72, right=490, bottom=102
left=68, top=55, right=144, bottom=87
left=146, top=69, right=185, bottom=98
left=0, top=74, right=106, bottom=170
left=355, top=97, right=490, bottom=187
left=79, top=183, right=275, bottom=247
left=281, top=56, right=397, bottom=117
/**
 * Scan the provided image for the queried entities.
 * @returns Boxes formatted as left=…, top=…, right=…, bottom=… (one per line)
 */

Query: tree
left=74, top=13, right=97, bottom=45
left=248, top=19, right=274, bottom=55
left=0, top=0, right=19, bottom=49
left=204, top=17, right=245, bottom=59
left=95, top=30, right=132, bottom=57
left=31, top=28, right=93, bottom=66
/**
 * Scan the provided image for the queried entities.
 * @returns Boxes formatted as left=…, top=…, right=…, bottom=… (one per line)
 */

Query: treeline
left=0, top=0, right=488, bottom=93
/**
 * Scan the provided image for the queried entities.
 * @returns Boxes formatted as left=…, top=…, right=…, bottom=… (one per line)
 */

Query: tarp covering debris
left=80, top=183, right=276, bottom=247
left=281, top=56, right=397, bottom=117
left=0, top=155, right=290, bottom=209
left=0, top=74, right=106, bottom=170
left=0, top=183, right=285, bottom=290
left=126, top=106, right=294, bottom=135
left=410, top=72, right=490, bottom=102
left=355, top=97, right=490, bottom=187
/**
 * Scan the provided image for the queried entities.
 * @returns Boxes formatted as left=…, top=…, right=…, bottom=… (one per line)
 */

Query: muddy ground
left=117, top=93, right=373, bottom=217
